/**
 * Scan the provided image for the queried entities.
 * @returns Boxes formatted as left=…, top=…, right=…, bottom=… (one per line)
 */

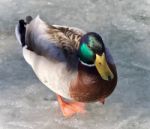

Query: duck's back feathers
left=24, top=16, right=86, bottom=67
left=48, top=25, right=85, bottom=52
left=15, top=16, right=86, bottom=99
left=26, top=16, right=85, bottom=54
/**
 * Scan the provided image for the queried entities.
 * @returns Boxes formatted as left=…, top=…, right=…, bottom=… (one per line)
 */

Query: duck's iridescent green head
left=78, top=32, right=114, bottom=81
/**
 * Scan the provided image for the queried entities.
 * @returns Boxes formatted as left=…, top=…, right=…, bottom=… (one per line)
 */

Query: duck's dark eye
left=88, top=36, right=104, bottom=54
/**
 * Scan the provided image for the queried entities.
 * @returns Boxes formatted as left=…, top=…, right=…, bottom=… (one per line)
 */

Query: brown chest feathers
left=69, top=62, right=117, bottom=102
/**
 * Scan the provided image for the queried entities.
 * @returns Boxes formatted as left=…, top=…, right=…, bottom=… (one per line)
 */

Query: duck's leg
left=57, top=95, right=85, bottom=117
left=99, top=98, right=105, bottom=105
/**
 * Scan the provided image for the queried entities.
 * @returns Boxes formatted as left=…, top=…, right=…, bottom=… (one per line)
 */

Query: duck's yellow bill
left=95, top=53, right=114, bottom=81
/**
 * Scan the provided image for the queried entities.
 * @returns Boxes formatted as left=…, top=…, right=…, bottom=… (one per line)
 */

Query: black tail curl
left=18, top=19, right=26, bottom=47
left=17, top=16, right=33, bottom=47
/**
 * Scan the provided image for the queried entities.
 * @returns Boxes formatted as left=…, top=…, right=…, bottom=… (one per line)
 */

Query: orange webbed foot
left=57, top=95, right=85, bottom=117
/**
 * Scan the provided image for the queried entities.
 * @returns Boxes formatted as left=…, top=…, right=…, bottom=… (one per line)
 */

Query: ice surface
left=0, top=0, right=150, bottom=129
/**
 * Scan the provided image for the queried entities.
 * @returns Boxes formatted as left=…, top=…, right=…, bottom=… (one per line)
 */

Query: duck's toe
left=57, top=95, right=86, bottom=117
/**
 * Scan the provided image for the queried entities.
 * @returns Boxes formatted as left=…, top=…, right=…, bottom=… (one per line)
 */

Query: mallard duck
left=15, top=16, right=117, bottom=117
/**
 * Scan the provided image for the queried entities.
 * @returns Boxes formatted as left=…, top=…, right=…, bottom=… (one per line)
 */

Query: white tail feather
left=15, top=24, right=22, bottom=46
